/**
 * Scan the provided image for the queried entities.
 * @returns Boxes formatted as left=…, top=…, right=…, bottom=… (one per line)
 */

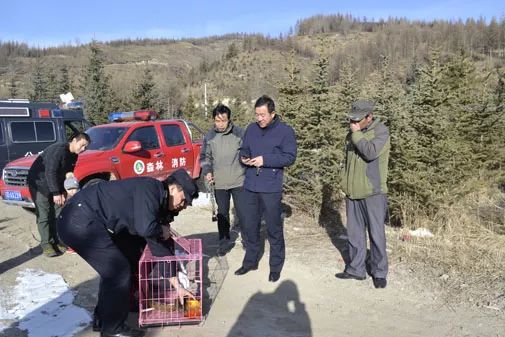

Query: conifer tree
left=8, top=77, right=18, bottom=98
left=403, top=50, right=454, bottom=211
left=278, top=49, right=305, bottom=123
left=442, top=52, right=486, bottom=185
left=277, top=49, right=309, bottom=205
left=481, top=69, right=505, bottom=183
left=82, top=42, right=111, bottom=124
left=368, top=56, right=410, bottom=224
left=183, top=92, right=197, bottom=119
left=132, top=65, right=158, bottom=110
left=335, top=58, right=359, bottom=128
left=59, top=65, right=71, bottom=94
left=310, top=50, right=345, bottom=219
left=46, top=67, right=60, bottom=103
left=30, top=58, right=47, bottom=101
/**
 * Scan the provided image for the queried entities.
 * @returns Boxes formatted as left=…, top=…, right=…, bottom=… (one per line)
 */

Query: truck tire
left=22, top=206, right=36, bottom=214
left=195, top=174, right=209, bottom=193
left=82, top=178, right=106, bottom=189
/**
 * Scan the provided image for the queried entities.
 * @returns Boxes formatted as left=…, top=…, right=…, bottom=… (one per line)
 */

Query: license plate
left=4, top=190, right=22, bottom=201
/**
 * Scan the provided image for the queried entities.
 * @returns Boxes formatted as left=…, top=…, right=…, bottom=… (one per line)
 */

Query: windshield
left=86, top=126, right=128, bottom=151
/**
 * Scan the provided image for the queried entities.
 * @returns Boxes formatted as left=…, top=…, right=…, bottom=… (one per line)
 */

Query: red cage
left=138, top=230, right=203, bottom=327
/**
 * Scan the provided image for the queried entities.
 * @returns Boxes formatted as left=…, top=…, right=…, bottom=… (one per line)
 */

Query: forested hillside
left=1, top=14, right=504, bottom=220
left=1, top=12, right=505, bottom=309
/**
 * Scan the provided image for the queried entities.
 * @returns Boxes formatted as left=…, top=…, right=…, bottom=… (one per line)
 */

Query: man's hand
left=161, top=225, right=172, bottom=240
left=53, top=194, right=65, bottom=206
left=350, top=123, right=361, bottom=133
left=205, top=172, right=214, bottom=183
left=241, top=156, right=251, bottom=165
left=169, top=276, right=195, bottom=305
left=248, top=156, right=263, bottom=168
left=177, top=287, right=195, bottom=305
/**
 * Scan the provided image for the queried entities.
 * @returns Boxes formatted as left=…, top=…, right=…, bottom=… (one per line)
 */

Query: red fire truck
left=0, top=110, right=204, bottom=208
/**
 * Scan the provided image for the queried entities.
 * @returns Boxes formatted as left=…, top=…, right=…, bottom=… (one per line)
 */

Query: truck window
left=161, top=124, right=185, bottom=146
left=186, top=122, right=204, bottom=143
left=65, top=120, right=91, bottom=140
left=10, top=121, right=56, bottom=143
left=126, top=126, right=159, bottom=150
left=86, top=126, right=128, bottom=151
left=0, top=122, right=4, bottom=144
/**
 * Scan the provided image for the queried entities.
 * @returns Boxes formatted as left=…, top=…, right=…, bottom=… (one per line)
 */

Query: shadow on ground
left=318, top=186, right=350, bottom=266
left=0, top=247, right=42, bottom=275
left=227, top=280, right=311, bottom=337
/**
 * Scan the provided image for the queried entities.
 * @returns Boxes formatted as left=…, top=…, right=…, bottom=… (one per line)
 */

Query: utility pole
left=167, top=96, right=171, bottom=118
left=204, top=83, right=208, bottom=118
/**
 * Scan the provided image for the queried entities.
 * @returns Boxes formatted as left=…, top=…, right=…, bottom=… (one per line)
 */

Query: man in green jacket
left=337, top=99, right=390, bottom=289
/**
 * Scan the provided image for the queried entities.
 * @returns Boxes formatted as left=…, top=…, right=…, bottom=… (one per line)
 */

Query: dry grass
left=389, top=187, right=505, bottom=311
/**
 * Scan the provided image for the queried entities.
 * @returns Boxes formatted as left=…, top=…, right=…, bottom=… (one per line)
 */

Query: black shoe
left=335, top=272, right=366, bottom=281
left=268, top=272, right=280, bottom=282
left=101, top=324, right=145, bottom=337
left=234, top=265, right=258, bottom=276
left=372, top=277, right=387, bottom=289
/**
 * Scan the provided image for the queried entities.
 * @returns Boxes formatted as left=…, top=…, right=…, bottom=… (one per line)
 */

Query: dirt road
left=0, top=200, right=503, bottom=337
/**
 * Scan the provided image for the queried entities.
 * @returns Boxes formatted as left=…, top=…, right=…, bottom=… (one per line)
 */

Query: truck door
left=115, top=125, right=166, bottom=180
left=158, top=123, right=194, bottom=179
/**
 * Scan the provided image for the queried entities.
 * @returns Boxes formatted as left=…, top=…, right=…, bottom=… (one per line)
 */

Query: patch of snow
left=409, top=228, right=434, bottom=238
left=0, top=269, right=91, bottom=337
left=192, top=192, right=211, bottom=207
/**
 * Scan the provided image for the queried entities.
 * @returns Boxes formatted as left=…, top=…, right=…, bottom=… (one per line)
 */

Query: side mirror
left=123, top=141, right=142, bottom=153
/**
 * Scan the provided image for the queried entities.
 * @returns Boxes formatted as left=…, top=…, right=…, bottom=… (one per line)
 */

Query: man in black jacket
left=56, top=169, right=199, bottom=337
left=27, top=132, right=90, bottom=257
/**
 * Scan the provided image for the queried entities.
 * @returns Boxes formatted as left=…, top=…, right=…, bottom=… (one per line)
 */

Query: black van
left=0, top=99, right=93, bottom=172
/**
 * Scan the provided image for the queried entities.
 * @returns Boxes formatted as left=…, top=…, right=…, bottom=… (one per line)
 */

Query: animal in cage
left=138, top=234, right=203, bottom=326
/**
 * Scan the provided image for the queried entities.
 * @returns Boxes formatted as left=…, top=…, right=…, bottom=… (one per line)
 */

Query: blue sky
left=1, top=0, right=504, bottom=47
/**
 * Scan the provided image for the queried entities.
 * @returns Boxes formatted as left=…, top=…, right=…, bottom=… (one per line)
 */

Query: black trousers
left=214, top=186, right=245, bottom=240
left=241, top=190, right=284, bottom=272
left=56, top=202, right=144, bottom=333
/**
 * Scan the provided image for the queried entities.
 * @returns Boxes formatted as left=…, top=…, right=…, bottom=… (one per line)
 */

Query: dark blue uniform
left=57, top=177, right=175, bottom=333
left=239, top=115, right=297, bottom=273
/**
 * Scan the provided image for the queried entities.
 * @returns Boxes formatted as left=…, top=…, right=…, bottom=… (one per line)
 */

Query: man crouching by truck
left=56, top=169, right=198, bottom=337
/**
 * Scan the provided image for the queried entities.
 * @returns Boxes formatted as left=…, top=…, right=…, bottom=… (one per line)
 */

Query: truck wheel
left=22, top=207, right=36, bottom=214
left=195, top=174, right=209, bottom=193
left=82, top=178, right=106, bottom=189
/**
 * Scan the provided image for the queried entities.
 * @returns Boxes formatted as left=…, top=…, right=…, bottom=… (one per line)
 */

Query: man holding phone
left=235, top=95, right=297, bottom=282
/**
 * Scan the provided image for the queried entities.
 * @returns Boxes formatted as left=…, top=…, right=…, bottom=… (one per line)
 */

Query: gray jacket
left=200, top=122, right=245, bottom=190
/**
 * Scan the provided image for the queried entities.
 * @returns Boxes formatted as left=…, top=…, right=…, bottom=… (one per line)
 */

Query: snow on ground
left=192, top=192, right=212, bottom=207
left=0, top=269, right=91, bottom=337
